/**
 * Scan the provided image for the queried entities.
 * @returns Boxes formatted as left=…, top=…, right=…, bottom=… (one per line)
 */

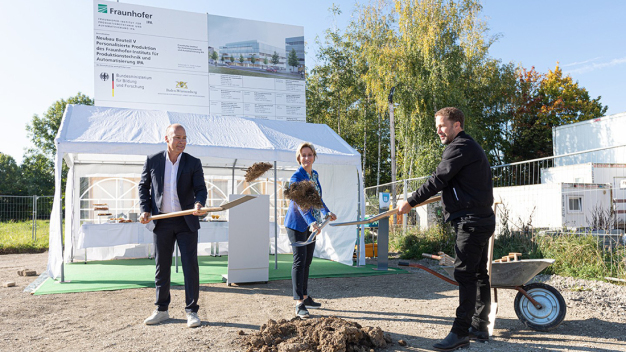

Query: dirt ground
left=1, top=252, right=625, bottom=352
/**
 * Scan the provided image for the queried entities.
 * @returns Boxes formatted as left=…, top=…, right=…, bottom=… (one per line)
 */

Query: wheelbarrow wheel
left=514, top=283, right=566, bottom=332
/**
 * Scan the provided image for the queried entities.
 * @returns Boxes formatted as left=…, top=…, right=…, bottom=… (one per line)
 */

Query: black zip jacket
left=406, top=131, right=494, bottom=222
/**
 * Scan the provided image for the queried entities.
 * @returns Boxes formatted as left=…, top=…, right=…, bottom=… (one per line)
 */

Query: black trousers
left=451, top=213, right=495, bottom=336
left=153, top=217, right=200, bottom=313
left=287, top=227, right=315, bottom=300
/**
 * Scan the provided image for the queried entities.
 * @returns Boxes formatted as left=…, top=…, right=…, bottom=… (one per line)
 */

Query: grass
left=536, top=232, right=626, bottom=280
left=0, top=220, right=53, bottom=254
left=392, top=224, right=626, bottom=281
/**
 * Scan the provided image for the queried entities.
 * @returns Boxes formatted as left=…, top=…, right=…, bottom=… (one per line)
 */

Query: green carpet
left=33, top=254, right=407, bottom=295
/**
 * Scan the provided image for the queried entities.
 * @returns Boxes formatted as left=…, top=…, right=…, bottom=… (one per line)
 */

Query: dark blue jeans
left=451, top=213, right=495, bottom=336
left=287, top=227, right=315, bottom=300
left=153, top=217, right=199, bottom=313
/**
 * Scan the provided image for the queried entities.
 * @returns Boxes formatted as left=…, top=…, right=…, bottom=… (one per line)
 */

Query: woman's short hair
left=296, top=142, right=317, bottom=165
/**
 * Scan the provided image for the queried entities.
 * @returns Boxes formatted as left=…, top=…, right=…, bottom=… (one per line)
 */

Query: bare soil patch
left=1, top=252, right=625, bottom=352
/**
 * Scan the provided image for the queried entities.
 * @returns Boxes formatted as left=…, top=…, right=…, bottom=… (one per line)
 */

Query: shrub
left=392, top=223, right=455, bottom=259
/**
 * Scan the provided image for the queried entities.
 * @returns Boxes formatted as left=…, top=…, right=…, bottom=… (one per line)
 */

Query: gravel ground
left=1, top=252, right=625, bottom=352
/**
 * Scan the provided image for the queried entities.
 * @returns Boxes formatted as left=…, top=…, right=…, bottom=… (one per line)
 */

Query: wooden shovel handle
left=148, top=206, right=223, bottom=221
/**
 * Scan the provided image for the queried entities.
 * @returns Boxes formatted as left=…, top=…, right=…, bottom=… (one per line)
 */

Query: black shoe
left=433, top=332, right=470, bottom=351
left=468, top=327, right=489, bottom=342
left=303, top=296, right=322, bottom=309
left=295, top=303, right=309, bottom=319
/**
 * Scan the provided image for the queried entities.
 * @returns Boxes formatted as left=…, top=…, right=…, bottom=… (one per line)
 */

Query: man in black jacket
left=139, top=124, right=208, bottom=328
left=397, top=107, right=495, bottom=351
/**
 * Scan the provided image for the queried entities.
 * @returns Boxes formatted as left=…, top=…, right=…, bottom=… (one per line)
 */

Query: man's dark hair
left=435, top=107, right=465, bottom=129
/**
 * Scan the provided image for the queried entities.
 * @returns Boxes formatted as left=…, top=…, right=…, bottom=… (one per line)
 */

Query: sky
left=1, top=0, right=624, bottom=165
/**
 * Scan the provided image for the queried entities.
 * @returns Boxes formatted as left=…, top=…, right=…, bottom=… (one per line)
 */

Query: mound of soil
left=241, top=316, right=392, bottom=352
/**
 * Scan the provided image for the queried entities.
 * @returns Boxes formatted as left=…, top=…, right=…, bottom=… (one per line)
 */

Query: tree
left=288, top=48, right=299, bottom=71
left=0, top=153, right=22, bottom=195
left=25, top=93, right=94, bottom=194
left=344, top=0, right=514, bottom=179
left=307, top=6, right=391, bottom=187
left=211, top=51, right=218, bottom=64
left=20, top=152, right=54, bottom=195
left=264, top=57, right=269, bottom=68
left=27, top=93, right=94, bottom=160
left=271, top=51, right=280, bottom=65
left=250, top=54, right=257, bottom=66
left=220, top=54, right=225, bottom=64
left=239, top=54, right=244, bottom=65
left=505, top=64, right=607, bottom=162
left=230, top=55, right=235, bottom=63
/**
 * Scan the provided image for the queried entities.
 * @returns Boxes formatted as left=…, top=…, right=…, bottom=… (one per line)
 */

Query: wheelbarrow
left=399, top=257, right=567, bottom=332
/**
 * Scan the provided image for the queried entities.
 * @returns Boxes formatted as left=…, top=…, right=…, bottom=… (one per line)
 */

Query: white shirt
left=161, top=153, right=182, bottom=213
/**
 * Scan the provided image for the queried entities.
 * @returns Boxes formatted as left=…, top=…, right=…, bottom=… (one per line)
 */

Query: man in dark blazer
left=138, top=123, right=208, bottom=328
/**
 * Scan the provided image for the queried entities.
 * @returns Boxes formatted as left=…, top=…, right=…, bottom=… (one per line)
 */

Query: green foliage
left=239, top=54, right=244, bottom=64
left=536, top=233, right=625, bottom=280
left=271, top=51, right=280, bottom=65
left=211, top=51, right=218, bottom=62
left=306, top=6, right=391, bottom=187
left=307, top=2, right=606, bottom=180
left=503, top=65, right=607, bottom=162
left=27, top=92, right=93, bottom=160
left=0, top=153, right=22, bottom=195
left=20, top=152, right=55, bottom=196
left=0, top=220, right=51, bottom=254
left=351, top=0, right=517, bottom=178
left=250, top=54, right=256, bottom=65
left=493, top=230, right=542, bottom=260
left=288, top=48, right=299, bottom=69
left=22, top=93, right=93, bottom=195
left=391, top=223, right=455, bottom=259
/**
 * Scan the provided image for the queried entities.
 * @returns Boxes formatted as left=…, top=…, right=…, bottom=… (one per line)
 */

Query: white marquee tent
left=47, top=105, right=366, bottom=280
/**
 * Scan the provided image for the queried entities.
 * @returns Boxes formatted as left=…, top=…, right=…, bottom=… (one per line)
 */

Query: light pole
left=387, top=87, right=397, bottom=218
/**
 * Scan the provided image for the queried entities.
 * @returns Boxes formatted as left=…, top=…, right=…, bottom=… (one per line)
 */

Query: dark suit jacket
left=138, top=151, right=208, bottom=231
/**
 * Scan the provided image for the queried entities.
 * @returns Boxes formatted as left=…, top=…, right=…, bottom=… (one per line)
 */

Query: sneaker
left=144, top=310, right=169, bottom=325
left=186, top=311, right=201, bottom=328
left=303, top=296, right=322, bottom=309
left=295, top=303, right=310, bottom=319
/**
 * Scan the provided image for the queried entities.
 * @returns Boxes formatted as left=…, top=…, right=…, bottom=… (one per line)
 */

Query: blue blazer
left=284, top=166, right=330, bottom=232
left=138, top=151, right=208, bottom=231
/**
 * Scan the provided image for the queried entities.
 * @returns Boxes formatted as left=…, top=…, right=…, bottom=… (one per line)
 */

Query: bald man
left=138, top=124, right=208, bottom=328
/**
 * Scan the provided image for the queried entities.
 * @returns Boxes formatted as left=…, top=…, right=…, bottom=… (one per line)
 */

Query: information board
left=94, top=1, right=305, bottom=121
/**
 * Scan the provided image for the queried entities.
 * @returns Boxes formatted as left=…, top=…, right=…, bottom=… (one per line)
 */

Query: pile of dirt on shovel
left=240, top=316, right=392, bottom=352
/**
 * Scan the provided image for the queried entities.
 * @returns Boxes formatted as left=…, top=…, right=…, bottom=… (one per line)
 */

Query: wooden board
left=330, top=195, right=442, bottom=227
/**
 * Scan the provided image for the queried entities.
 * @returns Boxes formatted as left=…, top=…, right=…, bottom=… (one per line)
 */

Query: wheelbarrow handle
left=422, top=253, right=442, bottom=260
left=398, top=261, right=459, bottom=286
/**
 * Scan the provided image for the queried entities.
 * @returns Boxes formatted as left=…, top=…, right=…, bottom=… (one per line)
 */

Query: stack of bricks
left=494, top=252, right=522, bottom=263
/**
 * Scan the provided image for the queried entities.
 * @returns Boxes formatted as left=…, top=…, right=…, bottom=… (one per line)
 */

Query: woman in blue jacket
left=284, top=142, right=336, bottom=318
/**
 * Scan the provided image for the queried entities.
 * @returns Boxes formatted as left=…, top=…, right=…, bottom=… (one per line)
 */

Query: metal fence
left=0, top=195, right=55, bottom=240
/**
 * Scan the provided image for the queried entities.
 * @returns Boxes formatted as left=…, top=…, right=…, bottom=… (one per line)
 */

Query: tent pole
left=60, top=201, right=65, bottom=282
left=231, top=159, right=237, bottom=194
left=274, top=161, right=278, bottom=269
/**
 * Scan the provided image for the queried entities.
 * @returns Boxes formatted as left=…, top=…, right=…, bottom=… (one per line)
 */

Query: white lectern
left=223, top=194, right=269, bottom=285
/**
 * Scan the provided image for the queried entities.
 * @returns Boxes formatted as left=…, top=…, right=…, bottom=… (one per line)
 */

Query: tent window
left=79, top=177, right=141, bottom=224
